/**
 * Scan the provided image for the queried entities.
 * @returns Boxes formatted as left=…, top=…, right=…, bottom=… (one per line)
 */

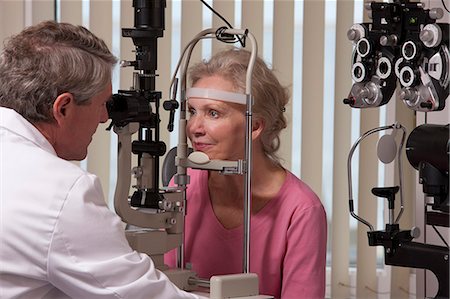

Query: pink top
left=165, top=169, right=327, bottom=299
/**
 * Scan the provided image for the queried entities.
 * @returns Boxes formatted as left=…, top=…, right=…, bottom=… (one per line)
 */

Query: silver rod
left=176, top=189, right=187, bottom=270
left=347, top=124, right=395, bottom=232
left=241, top=32, right=257, bottom=274
left=243, top=97, right=252, bottom=273
left=389, top=209, right=394, bottom=224
left=188, top=277, right=210, bottom=288
left=350, top=210, right=374, bottom=231
left=176, top=245, right=183, bottom=269
left=394, top=124, right=407, bottom=224
left=174, top=29, right=215, bottom=269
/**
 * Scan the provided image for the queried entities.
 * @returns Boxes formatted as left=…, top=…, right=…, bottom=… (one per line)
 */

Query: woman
left=166, top=48, right=327, bottom=299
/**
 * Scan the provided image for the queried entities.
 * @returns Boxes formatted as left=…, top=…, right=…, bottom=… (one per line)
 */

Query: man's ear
left=52, top=93, right=74, bottom=125
left=252, top=118, right=265, bottom=140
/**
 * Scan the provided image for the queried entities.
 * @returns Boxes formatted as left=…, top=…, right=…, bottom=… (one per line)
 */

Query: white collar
left=0, top=107, right=57, bottom=156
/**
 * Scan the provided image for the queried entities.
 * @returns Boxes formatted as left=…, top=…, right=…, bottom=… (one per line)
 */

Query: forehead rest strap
left=186, top=87, right=246, bottom=105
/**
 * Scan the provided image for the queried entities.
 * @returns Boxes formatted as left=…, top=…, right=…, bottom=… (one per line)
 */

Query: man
left=0, top=20, right=205, bottom=299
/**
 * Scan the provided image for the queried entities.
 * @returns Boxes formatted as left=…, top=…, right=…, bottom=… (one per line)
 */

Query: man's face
left=55, top=83, right=111, bottom=161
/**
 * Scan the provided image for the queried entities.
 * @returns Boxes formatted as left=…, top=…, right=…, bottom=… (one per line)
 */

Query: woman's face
left=186, top=75, right=246, bottom=161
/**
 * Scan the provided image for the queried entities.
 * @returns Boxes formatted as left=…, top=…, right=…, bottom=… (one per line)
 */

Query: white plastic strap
left=186, top=87, right=247, bottom=105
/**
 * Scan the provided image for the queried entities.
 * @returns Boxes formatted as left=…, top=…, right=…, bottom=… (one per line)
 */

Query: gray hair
left=0, top=20, right=117, bottom=123
left=189, top=47, right=290, bottom=163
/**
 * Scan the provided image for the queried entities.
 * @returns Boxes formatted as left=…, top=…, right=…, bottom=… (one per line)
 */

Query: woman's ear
left=52, top=93, right=74, bottom=125
left=252, top=118, right=265, bottom=140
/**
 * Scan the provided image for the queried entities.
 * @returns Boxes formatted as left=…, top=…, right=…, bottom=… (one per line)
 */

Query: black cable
left=215, top=27, right=247, bottom=47
left=441, top=0, right=450, bottom=13
left=200, top=0, right=246, bottom=47
left=54, top=0, right=58, bottom=21
left=432, top=225, right=450, bottom=249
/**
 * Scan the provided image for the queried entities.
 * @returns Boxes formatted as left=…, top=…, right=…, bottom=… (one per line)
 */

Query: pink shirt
left=165, top=169, right=327, bottom=299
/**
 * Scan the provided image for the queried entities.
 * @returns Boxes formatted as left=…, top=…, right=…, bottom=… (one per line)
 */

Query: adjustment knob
left=420, top=102, right=433, bottom=109
left=420, top=24, right=442, bottom=48
left=343, top=98, right=354, bottom=105
left=163, top=99, right=179, bottom=111
left=400, top=88, right=416, bottom=100
left=347, top=29, right=359, bottom=41
left=380, top=34, right=397, bottom=46
left=419, top=30, right=433, bottom=43
left=410, top=227, right=421, bottom=239
left=429, top=8, right=444, bottom=20
left=347, top=24, right=366, bottom=42
left=120, top=60, right=134, bottom=67
left=372, top=186, right=399, bottom=198
left=372, top=186, right=399, bottom=209
left=400, top=88, right=419, bottom=108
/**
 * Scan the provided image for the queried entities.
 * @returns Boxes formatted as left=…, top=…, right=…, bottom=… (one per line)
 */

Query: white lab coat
left=0, top=107, right=206, bottom=299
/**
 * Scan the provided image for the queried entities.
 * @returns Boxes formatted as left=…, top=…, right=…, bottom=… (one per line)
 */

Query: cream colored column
left=331, top=0, right=354, bottom=297
left=30, top=1, right=54, bottom=24
left=58, top=0, right=83, bottom=170
left=118, top=0, right=137, bottom=193
left=387, top=89, right=416, bottom=298
left=59, top=0, right=82, bottom=170
left=212, top=0, right=235, bottom=54
left=120, top=0, right=134, bottom=93
left=86, top=0, right=113, bottom=203
left=354, top=3, right=379, bottom=297
left=181, top=0, right=203, bottom=66
left=0, top=1, right=25, bottom=47
left=300, top=0, right=324, bottom=196
left=241, top=0, right=263, bottom=58
left=273, top=0, right=294, bottom=169
left=356, top=108, right=379, bottom=299
left=60, top=0, right=82, bottom=25
left=158, top=0, right=174, bottom=162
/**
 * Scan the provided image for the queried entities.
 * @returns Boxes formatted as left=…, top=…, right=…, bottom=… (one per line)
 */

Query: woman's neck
left=208, top=149, right=286, bottom=214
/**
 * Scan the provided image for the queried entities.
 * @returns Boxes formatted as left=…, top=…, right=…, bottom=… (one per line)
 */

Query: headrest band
left=186, top=87, right=247, bottom=105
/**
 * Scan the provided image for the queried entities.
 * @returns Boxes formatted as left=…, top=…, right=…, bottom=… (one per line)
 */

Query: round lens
left=354, top=65, right=363, bottom=78
left=402, top=41, right=417, bottom=60
left=402, top=71, right=411, bottom=84
left=379, top=61, right=388, bottom=75
left=358, top=41, right=367, bottom=55
left=404, top=44, right=414, bottom=58
left=356, top=39, right=371, bottom=57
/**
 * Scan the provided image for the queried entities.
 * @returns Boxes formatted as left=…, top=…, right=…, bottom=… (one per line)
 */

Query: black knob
left=343, top=98, right=354, bottom=105
left=372, top=186, right=399, bottom=209
left=420, top=101, right=433, bottom=109
left=163, top=99, right=179, bottom=111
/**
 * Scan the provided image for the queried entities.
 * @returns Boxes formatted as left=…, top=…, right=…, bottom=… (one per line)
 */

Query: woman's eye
left=209, top=110, right=219, bottom=118
left=188, top=108, right=196, bottom=116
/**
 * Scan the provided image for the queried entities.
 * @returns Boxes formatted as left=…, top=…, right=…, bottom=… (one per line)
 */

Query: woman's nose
left=188, top=115, right=206, bottom=135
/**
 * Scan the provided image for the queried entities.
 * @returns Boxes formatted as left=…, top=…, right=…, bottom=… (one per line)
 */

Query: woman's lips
left=193, top=142, right=212, bottom=151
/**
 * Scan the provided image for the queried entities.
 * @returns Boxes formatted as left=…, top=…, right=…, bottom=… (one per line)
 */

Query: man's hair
left=189, top=47, right=290, bottom=164
left=0, top=20, right=117, bottom=123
